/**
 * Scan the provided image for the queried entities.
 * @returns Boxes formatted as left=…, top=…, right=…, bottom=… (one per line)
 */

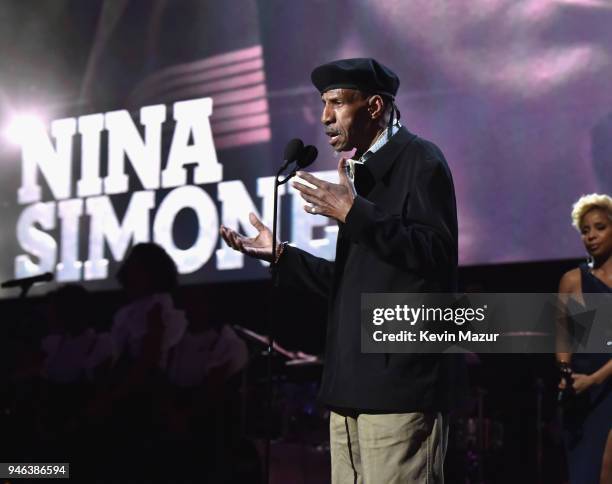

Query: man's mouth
left=326, top=130, right=341, bottom=146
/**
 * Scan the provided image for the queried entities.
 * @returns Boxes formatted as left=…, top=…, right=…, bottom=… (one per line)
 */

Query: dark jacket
left=277, top=127, right=460, bottom=411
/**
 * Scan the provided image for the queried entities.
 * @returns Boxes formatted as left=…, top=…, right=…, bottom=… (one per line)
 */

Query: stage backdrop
left=1, top=0, right=611, bottom=296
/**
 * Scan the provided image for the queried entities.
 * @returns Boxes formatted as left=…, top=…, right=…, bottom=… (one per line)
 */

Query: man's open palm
left=219, top=212, right=276, bottom=262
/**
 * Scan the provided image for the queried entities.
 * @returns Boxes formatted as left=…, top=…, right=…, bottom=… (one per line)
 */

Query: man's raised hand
left=219, top=212, right=277, bottom=262
left=292, top=157, right=356, bottom=223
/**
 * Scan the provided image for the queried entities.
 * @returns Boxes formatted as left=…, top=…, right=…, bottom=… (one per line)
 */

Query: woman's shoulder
left=559, top=267, right=581, bottom=294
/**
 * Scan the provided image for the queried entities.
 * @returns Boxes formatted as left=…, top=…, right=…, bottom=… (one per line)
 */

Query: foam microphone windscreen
left=284, top=138, right=304, bottom=162
left=297, top=145, right=318, bottom=168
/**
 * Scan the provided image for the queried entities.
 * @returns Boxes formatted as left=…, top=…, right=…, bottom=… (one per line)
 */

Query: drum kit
left=233, top=325, right=330, bottom=483
left=233, top=325, right=327, bottom=441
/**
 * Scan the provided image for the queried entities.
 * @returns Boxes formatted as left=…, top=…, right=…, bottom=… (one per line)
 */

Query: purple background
left=1, top=0, right=611, bottom=292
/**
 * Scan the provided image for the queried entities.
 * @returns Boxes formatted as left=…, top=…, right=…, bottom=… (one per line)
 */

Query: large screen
left=1, top=0, right=611, bottom=296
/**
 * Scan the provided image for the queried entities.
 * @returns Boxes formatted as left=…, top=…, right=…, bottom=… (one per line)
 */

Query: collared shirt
left=347, top=121, right=402, bottom=182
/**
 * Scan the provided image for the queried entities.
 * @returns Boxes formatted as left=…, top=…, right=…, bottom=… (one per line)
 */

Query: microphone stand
left=18, top=282, right=37, bottom=300
left=270, top=167, right=299, bottom=285
left=264, top=163, right=298, bottom=484
left=1, top=277, right=52, bottom=423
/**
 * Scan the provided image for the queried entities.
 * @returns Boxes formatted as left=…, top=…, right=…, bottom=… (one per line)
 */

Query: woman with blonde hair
left=557, top=193, right=612, bottom=483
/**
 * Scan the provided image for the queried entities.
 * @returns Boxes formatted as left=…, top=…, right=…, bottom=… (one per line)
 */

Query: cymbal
left=285, top=357, right=323, bottom=367
left=499, top=331, right=550, bottom=337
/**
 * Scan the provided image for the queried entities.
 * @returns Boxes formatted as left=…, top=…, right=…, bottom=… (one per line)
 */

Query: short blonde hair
left=571, top=193, right=612, bottom=231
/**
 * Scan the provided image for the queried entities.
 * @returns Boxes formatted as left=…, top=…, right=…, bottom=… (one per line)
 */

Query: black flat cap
left=311, top=58, right=399, bottom=99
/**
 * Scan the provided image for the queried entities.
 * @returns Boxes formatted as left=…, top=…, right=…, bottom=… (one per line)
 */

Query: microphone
left=281, top=138, right=304, bottom=171
left=277, top=145, right=319, bottom=187
left=557, top=361, right=574, bottom=404
left=1, top=272, right=54, bottom=289
left=296, top=145, right=318, bottom=169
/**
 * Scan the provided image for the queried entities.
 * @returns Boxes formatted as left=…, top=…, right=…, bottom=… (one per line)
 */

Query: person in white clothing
left=41, top=284, right=115, bottom=384
left=110, top=243, right=187, bottom=369
left=97, top=244, right=186, bottom=444
left=35, top=285, right=114, bottom=444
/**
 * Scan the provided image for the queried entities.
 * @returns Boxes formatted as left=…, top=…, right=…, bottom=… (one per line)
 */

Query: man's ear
left=367, top=95, right=385, bottom=120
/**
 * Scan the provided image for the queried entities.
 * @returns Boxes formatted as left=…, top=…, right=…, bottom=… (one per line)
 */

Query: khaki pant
left=330, top=410, right=448, bottom=484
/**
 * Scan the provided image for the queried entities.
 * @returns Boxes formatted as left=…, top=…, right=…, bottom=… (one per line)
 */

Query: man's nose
left=321, top=105, right=333, bottom=125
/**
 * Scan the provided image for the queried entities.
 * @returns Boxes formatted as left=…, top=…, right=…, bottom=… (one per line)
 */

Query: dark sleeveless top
left=580, top=262, right=612, bottom=294
left=574, top=263, right=611, bottom=374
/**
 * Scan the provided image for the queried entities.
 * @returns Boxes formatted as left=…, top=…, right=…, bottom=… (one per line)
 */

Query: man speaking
left=220, top=58, right=458, bottom=483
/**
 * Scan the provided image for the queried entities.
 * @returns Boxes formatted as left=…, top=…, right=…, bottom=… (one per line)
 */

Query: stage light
left=4, top=113, right=46, bottom=146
